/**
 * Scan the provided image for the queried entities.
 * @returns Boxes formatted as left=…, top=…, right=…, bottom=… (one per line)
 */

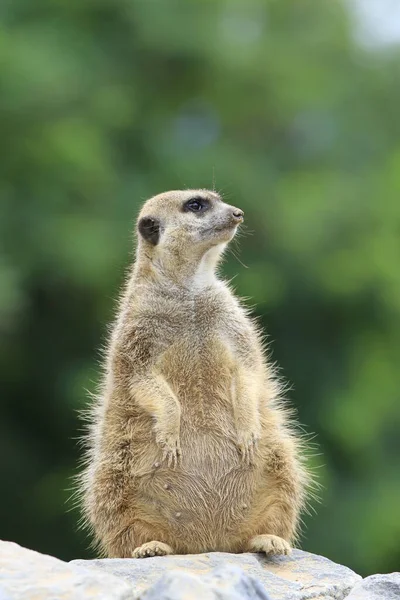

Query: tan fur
left=78, top=189, right=311, bottom=558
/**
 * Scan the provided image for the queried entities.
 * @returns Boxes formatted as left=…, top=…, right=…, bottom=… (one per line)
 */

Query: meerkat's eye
left=183, top=197, right=210, bottom=214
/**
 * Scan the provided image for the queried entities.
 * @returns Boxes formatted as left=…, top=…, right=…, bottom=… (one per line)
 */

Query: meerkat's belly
left=133, top=336, right=261, bottom=549
left=135, top=430, right=259, bottom=552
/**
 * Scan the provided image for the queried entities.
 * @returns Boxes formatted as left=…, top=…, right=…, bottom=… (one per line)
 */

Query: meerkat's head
left=135, top=189, right=244, bottom=284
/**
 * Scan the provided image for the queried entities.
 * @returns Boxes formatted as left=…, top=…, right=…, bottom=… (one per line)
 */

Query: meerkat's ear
left=138, top=216, right=161, bottom=245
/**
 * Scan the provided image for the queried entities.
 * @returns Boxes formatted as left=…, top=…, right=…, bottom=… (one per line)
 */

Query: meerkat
left=78, top=189, right=311, bottom=559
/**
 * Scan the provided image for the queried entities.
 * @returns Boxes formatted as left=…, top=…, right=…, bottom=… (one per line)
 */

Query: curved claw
left=237, top=432, right=259, bottom=465
left=161, top=440, right=182, bottom=469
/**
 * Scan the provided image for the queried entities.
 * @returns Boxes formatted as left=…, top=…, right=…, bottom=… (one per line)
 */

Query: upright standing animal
left=79, top=189, right=310, bottom=558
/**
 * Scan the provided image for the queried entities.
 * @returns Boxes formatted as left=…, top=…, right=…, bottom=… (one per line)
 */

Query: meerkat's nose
left=232, top=208, right=244, bottom=221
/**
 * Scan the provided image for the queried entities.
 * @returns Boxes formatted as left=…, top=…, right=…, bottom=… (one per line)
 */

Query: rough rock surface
left=346, top=573, right=400, bottom=599
left=0, top=540, right=133, bottom=600
left=72, top=549, right=361, bottom=599
left=140, top=564, right=271, bottom=600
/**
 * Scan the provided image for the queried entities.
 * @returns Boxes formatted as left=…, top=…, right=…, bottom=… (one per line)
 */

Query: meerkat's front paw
left=156, top=431, right=182, bottom=468
left=132, top=540, right=173, bottom=558
left=248, top=534, right=292, bottom=556
left=236, top=430, right=260, bottom=465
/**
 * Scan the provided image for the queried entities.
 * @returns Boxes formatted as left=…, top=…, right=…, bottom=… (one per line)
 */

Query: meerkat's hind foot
left=132, top=540, right=173, bottom=558
left=248, top=534, right=291, bottom=556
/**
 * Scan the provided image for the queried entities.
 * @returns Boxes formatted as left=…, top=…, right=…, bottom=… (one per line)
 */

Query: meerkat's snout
left=231, top=207, right=244, bottom=226
left=215, top=204, right=244, bottom=232
left=232, top=208, right=244, bottom=222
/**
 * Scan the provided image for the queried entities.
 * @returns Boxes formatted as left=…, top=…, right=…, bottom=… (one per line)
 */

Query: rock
left=345, top=573, right=400, bottom=599
left=140, top=564, right=271, bottom=599
left=72, top=549, right=361, bottom=599
left=0, top=540, right=134, bottom=600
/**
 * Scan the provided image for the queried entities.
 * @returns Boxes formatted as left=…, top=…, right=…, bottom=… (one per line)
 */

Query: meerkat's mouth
left=203, top=223, right=239, bottom=234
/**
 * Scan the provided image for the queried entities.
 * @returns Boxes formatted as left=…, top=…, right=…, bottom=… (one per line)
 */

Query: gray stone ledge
left=345, top=572, right=400, bottom=600
left=4, top=539, right=397, bottom=600
left=0, top=540, right=133, bottom=600
left=71, top=548, right=361, bottom=599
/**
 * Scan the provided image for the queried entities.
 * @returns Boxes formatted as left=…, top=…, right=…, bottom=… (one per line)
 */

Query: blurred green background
left=1, top=0, right=399, bottom=577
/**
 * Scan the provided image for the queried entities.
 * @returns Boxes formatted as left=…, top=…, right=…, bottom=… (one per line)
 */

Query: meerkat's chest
left=157, top=333, right=235, bottom=389
left=153, top=292, right=246, bottom=360
left=144, top=292, right=252, bottom=419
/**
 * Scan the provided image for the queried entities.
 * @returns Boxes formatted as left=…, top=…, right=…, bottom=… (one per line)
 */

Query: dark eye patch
left=183, top=196, right=210, bottom=214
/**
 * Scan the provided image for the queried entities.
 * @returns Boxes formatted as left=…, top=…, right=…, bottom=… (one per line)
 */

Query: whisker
left=227, top=246, right=249, bottom=269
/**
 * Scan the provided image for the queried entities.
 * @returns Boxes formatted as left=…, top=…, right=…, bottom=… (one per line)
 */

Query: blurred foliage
left=1, top=0, right=399, bottom=577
